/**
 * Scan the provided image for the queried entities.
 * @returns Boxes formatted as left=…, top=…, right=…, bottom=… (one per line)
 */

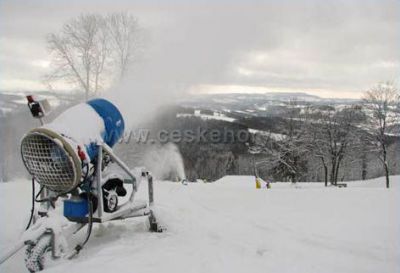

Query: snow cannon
left=0, top=96, right=163, bottom=272
left=20, top=98, right=125, bottom=194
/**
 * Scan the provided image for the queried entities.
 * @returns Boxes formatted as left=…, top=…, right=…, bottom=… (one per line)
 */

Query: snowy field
left=1, top=175, right=399, bottom=273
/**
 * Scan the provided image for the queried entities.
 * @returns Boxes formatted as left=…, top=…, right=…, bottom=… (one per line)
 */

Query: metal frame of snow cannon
left=81, top=142, right=159, bottom=224
left=0, top=142, right=163, bottom=271
left=42, top=142, right=159, bottom=223
left=47, top=141, right=162, bottom=234
left=0, top=95, right=163, bottom=271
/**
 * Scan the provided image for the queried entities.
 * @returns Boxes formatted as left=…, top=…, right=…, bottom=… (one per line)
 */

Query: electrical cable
left=69, top=161, right=93, bottom=258
left=25, top=177, right=36, bottom=230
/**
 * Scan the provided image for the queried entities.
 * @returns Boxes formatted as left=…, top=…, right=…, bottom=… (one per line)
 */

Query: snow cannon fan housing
left=20, top=98, right=125, bottom=194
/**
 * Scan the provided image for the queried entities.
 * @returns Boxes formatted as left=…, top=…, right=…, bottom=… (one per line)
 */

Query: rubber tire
left=25, top=235, right=52, bottom=272
left=104, top=193, right=118, bottom=212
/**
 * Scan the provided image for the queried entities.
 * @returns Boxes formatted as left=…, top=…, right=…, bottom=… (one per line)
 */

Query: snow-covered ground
left=248, top=128, right=286, bottom=141
left=1, top=176, right=399, bottom=273
left=177, top=112, right=236, bottom=123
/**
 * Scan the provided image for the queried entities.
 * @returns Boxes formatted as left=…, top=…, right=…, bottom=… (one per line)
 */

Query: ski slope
left=1, top=176, right=399, bottom=273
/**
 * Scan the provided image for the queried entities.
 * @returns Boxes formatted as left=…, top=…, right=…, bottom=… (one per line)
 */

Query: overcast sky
left=0, top=0, right=399, bottom=98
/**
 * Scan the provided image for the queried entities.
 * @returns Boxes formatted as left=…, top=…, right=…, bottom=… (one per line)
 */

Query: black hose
left=25, top=177, right=35, bottom=230
left=75, top=164, right=93, bottom=249
left=71, top=192, right=94, bottom=257
left=83, top=193, right=94, bottom=246
left=35, top=185, right=44, bottom=202
left=34, top=187, right=57, bottom=208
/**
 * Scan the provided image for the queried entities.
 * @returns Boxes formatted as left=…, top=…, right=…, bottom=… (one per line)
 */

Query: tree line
left=257, top=82, right=399, bottom=188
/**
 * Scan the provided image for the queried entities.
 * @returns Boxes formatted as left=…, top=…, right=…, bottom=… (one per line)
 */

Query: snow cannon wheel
left=24, top=234, right=52, bottom=272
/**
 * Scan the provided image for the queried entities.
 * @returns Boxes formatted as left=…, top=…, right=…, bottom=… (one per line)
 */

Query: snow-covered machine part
left=0, top=96, right=162, bottom=272
left=20, top=98, right=125, bottom=194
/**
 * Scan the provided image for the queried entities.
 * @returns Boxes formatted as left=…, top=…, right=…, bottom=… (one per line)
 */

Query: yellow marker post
left=255, top=177, right=262, bottom=189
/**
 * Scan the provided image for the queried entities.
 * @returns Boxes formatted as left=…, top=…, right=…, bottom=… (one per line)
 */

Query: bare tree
left=362, top=82, right=400, bottom=188
left=107, top=12, right=139, bottom=78
left=305, top=105, right=364, bottom=186
left=305, top=106, right=335, bottom=187
left=46, top=13, right=139, bottom=100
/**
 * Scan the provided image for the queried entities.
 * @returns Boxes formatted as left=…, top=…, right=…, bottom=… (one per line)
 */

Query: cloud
left=0, top=0, right=399, bottom=98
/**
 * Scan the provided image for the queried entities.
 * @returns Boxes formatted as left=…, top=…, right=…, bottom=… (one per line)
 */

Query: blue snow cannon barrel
left=20, top=98, right=125, bottom=194
left=85, top=99, right=125, bottom=160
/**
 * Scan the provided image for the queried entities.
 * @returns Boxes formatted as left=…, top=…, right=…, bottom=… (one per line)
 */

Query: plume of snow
left=142, top=143, right=185, bottom=181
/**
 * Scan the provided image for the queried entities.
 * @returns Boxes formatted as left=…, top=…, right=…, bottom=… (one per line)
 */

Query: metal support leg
left=148, top=174, right=154, bottom=206
left=96, top=145, right=103, bottom=219
left=146, top=174, right=163, bottom=232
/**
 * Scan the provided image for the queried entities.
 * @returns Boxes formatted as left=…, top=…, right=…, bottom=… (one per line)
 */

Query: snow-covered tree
left=262, top=100, right=310, bottom=183
left=362, top=82, right=400, bottom=188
